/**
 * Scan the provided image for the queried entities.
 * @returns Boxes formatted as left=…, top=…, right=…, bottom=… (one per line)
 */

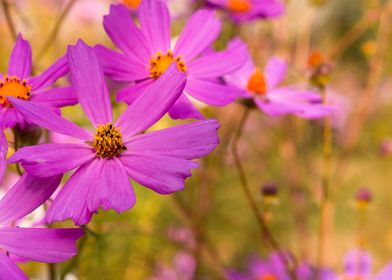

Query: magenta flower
left=96, top=0, right=246, bottom=120
left=149, top=251, right=196, bottom=280
left=225, top=39, right=334, bottom=119
left=9, top=41, right=219, bottom=225
left=0, top=34, right=76, bottom=182
left=207, top=0, right=284, bottom=22
left=0, top=174, right=83, bottom=279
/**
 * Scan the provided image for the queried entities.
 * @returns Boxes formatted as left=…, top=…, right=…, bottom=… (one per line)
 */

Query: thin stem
left=11, top=128, right=22, bottom=176
left=231, top=106, right=297, bottom=280
left=48, top=263, right=56, bottom=280
left=81, top=225, right=100, bottom=239
left=316, top=87, right=332, bottom=276
left=34, top=0, right=78, bottom=64
left=1, top=0, right=17, bottom=41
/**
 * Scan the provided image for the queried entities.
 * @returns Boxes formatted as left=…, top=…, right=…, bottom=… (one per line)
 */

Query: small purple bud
left=261, top=182, right=278, bottom=197
left=355, top=188, right=372, bottom=203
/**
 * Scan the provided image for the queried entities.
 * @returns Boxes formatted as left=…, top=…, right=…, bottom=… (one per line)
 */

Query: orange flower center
left=257, top=274, right=278, bottom=280
left=228, top=0, right=252, bottom=12
left=122, top=0, right=141, bottom=9
left=0, top=75, right=31, bottom=107
left=247, top=68, right=267, bottom=95
left=92, top=122, right=127, bottom=158
left=308, top=51, right=325, bottom=69
left=149, top=50, right=187, bottom=79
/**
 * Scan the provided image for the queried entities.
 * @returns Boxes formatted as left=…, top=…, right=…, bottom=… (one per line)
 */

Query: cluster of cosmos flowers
left=0, top=0, right=348, bottom=278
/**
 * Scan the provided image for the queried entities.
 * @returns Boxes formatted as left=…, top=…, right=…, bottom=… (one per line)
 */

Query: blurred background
left=1, top=0, right=392, bottom=279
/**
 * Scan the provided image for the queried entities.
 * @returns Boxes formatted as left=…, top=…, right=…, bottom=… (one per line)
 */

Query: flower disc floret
left=0, top=75, right=31, bottom=107
left=149, top=50, right=187, bottom=79
left=92, top=122, right=127, bottom=158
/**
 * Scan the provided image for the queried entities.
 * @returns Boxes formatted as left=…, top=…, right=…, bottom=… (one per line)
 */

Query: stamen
left=0, top=75, right=32, bottom=107
left=247, top=68, right=267, bottom=95
left=228, top=0, right=252, bottom=13
left=149, top=50, right=187, bottom=79
left=92, top=122, right=127, bottom=158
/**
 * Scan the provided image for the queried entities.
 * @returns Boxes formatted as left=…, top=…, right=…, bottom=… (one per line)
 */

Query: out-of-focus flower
left=206, top=0, right=284, bottom=22
left=9, top=41, right=220, bottom=225
left=0, top=34, right=76, bottom=182
left=355, top=187, right=372, bottom=209
left=307, top=51, right=333, bottom=89
left=261, top=182, right=278, bottom=205
left=379, top=138, right=392, bottom=156
left=149, top=251, right=196, bottom=280
left=342, top=249, right=392, bottom=280
left=0, top=173, right=83, bottom=278
left=225, top=40, right=334, bottom=119
left=166, top=226, right=196, bottom=249
left=96, top=1, right=246, bottom=120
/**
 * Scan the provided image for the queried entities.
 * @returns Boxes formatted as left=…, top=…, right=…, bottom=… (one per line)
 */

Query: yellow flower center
left=257, top=274, right=278, bottom=280
left=0, top=75, right=32, bottom=107
left=247, top=68, right=267, bottom=95
left=122, top=0, right=141, bottom=9
left=149, top=50, right=187, bottom=79
left=228, top=0, right=252, bottom=12
left=92, top=123, right=127, bottom=158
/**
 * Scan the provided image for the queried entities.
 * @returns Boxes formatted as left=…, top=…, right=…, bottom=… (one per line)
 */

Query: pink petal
left=9, top=143, right=95, bottom=177
left=8, top=34, right=32, bottom=79
left=174, top=9, right=221, bottom=62
left=0, top=253, right=27, bottom=280
left=31, top=86, right=78, bottom=107
left=29, top=55, right=68, bottom=91
left=9, top=98, right=92, bottom=141
left=116, top=64, right=186, bottom=138
left=264, top=56, right=287, bottom=89
left=116, top=79, right=154, bottom=104
left=68, top=40, right=113, bottom=126
left=120, top=153, right=198, bottom=194
left=125, top=119, right=219, bottom=159
left=86, top=158, right=136, bottom=213
left=0, top=174, right=62, bottom=224
left=0, top=130, right=7, bottom=183
left=168, top=94, right=205, bottom=120
left=0, top=227, right=83, bottom=262
left=95, top=45, right=149, bottom=82
left=186, top=78, right=241, bottom=106
left=138, top=0, right=171, bottom=52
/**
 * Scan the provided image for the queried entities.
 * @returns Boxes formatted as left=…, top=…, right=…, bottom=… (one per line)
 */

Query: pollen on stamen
left=92, top=122, right=127, bottom=158
left=149, top=50, right=187, bottom=79
left=247, top=68, right=267, bottom=95
left=0, top=75, right=32, bottom=107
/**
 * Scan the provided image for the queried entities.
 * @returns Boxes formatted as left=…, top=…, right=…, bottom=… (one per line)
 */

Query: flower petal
left=68, top=40, right=113, bottom=126
left=116, top=64, right=186, bottom=138
left=125, top=119, right=219, bottom=159
left=8, top=34, right=32, bottom=79
left=168, top=94, right=205, bottom=120
left=9, top=98, right=92, bottom=141
left=0, top=130, right=7, bottom=183
left=186, top=78, right=241, bottom=106
left=29, top=55, right=68, bottom=91
left=264, top=56, right=287, bottom=89
left=0, top=227, right=83, bottom=262
left=374, top=262, right=392, bottom=280
left=86, top=158, right=135, bottom=213
left=187, top=37, right=248, bottom=78
left=120, top=153, right=198, bottom=194
left=95, top=45, right=149, bottom=82
left=104, top=4, right=152, bottom=63
left=0, top=174, right=62, bottom=224
left=9, top=143, right=95, bottom=177
left=46, top=162, right=95, bottom=225
left=0, top=253, right=27, bottom=280
left=116, top=79, right=154, bottom=104
left=138, top=0, right=171, bottom=52
left=31, top=86, right=77, bottom=107
left=174, top=9, right=221, bottom=62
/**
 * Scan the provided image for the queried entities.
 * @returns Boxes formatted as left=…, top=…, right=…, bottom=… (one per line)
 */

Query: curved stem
left=231, top=106, right=296, bottom=280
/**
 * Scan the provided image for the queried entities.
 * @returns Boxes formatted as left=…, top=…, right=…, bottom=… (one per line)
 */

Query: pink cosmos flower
left=0, top=34, right=76, bottom=182
left=149, top=251, right=196, bottom=280
left=96, top=0, right=247, bottom=120
left=0, top=173, right=83, bottom=279
left=224, top=39, right=334, bottom=119
left=9, top=41, right=219, bottom=225
left=206, top=0, right=284, bottom=22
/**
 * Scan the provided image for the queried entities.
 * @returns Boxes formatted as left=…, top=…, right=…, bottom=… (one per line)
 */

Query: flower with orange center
left=122, top=0, right=141, bottom=9
left=228, top=0, right=252, bottom=12
left=0, top=75, right=31, bottom=107
left=149, top=50, right=187, bottom=79
left=257, top=273, right=278, bottom=280
left=247, top=68, right=267, bottom=95
left=307, top=50, right=325, bottom=70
